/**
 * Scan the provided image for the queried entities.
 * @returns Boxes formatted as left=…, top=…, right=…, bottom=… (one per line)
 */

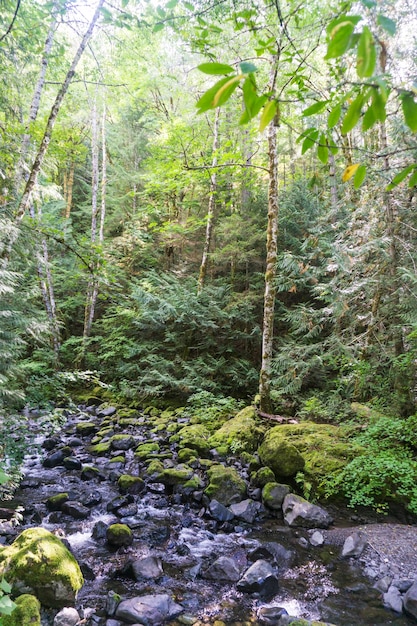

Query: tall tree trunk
left=259, top=116, right=279, bottom=412
left=64, top=161, right=75, bottom=218
left=197, top=108, right=220, bottom=294
left=15, top=0, right=105, bottom=223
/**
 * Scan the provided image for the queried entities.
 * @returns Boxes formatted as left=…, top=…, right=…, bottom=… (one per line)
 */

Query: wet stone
left=63, top=457, right=82, bottom=470
left=237, top=560, right=279, bottom=597
left=209, top=499, right=234, bottom=522
left=115, top=593, right=183, bottom=625
left=80, top=490, right=102, bottom=507
left=61, top=501, right=90, bottom=519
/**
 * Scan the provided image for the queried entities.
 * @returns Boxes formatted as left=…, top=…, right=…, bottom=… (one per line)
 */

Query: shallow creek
left=1, top=406, right=415, bottom=626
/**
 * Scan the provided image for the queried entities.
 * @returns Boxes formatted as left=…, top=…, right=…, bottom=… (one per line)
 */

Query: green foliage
left=326, top=413, right=417, bottom=512
left=184, top=390, right=244, bottom=423
left=0, top=578, right=16, bottom=624
left=97, top=272, right=259, bottom=399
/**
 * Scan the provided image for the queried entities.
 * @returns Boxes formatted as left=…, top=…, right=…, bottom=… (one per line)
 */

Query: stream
left=0, top=403, right=416, bottom=626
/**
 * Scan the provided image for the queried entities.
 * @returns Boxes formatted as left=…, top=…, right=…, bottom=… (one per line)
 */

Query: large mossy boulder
left=170, top=424, right=211, bottom=456
left=0, top=528, right=83, bottom=608
left=258, top=422, right=360, bottom=495
left=205, top=465, right=247, bottom=506
left=258, top=437, right=305, bottom=478
left=208, top=405, right=265, bottom=453
left=2, top=594, right=41, bottom=626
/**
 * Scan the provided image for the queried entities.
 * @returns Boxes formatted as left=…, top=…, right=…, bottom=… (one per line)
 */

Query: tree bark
left=15, top=0, right=105, bottom=222
left=197, top=108, right=220, bottom=294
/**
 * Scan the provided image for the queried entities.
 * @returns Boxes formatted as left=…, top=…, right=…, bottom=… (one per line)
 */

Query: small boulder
left=383, top=585, right=403, bottom=613
left=237, top=560, right=279, bottom=596
left=309, top=530, right=324, bottom=547
left=61, top=501, right=90, bottom=520
left=131, top=556, right=164, bottom=580
left=282, top=494, right=333, bottom=529
left=229, top=499, right=260, bottom=523
left=204, top=556, right=241, bottom=582
left=106, top=523, right=133, bottom=547
left=403, top=581, right=417, bottom=619
left=205, top=465, right=247, bottom=506
left=115, top=593, right=183, bottom=625
left=208, top=499, right=234, bottom=522
left=341, top=532, right=367, bottom=558
left=118, top=474, right=145, bottom=495
left=53, top=607, right=80, bottom=626
left=262, top=482, right=290, bottom=511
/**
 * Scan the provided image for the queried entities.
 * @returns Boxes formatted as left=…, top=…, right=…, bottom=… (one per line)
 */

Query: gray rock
left=229, top=499, right=260, bottom=523
left=111, top=436, right=136, bottom=451
left=373, top=575, right=392, bottom=593
left=43, top=450, right=67, bottom=468
left=261, top=483, right=290, bottom=510
left=237, top=559, right=279, bottom=596
left=61, top=501, right=90, bottom=520
left=98, top=406, right=117, bottom=417
left=204, top=556, right=241, bottom=582
left=106, top=620, right=122, bottom=626
left=115, top=593, right=183, bottom=625
left=341, top=531, right=367, bottom=558
left=208, top=499, right=234, bottom=522
left=403, top=581, right=417, bottom=619
left=309, top=530, right=324, bottom=546
left=257, top=605, right=288, bottom=624
left=53, top=607, right=80, bottom=626
left=63, top=457, right=82, bottom=470
left=383, top=585, right=403, bottom=613
left=131, top=556, right=164, bottom=580
left=282, top=494, right=333, bottom=529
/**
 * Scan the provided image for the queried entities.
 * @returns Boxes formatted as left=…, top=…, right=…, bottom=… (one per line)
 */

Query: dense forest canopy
left=0, top=0, right=416, bottom=415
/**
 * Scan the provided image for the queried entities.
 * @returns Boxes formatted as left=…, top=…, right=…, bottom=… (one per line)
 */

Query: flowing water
left=1, top=406, right=415, bottom=626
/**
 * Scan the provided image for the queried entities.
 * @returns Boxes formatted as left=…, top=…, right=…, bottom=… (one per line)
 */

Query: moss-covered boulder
left=209, top=406, right=264, bottom=453
left=46, top=492, right=69, bottom=511
left=134, top=442, right=160, bottom=460
left=89, top=441, right=111, bottom=455
left=250, top=467, right=276, bottom=488
left=178, top=447, right=197, bottom=463
left=0, top=528, right=83, bottom=608
left=170, top=424, right=211, bottom=456
left=118, top=474, right=145, bottom=495
left=75, top=422, right=98, bottom=436
left=2, top=594, right=41, bottom=626
left=110, top=434, right=136, bottom=451
left=258, top=422, right=361, bottom=496
left=258, top=435, right=305, bottom=478
left=106, top=523, right=133, bottom=547
left=145, top=459, right=165, bottom=478
left=262, top=482, right=291, bottom=510
left=205, top=465, right=247, bottom=506
left=159, top=465, right=194, bottom=486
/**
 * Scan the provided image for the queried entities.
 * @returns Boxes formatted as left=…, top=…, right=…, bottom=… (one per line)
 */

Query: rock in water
left=403, top=581, right=417, bottom=619
left=115, top=593, right=183, bottom=625
left=0, top=527, right=83, bottom=608
left=237, top=559, right=279, bottom=596
left=282, top=494, right=333, bottom=529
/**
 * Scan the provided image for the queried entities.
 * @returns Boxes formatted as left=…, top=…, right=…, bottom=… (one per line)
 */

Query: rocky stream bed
left=1, top=402, right=417, bottom=626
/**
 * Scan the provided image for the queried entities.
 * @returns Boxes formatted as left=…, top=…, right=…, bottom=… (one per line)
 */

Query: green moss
left=183, top=475, right=203, bottom=490
left=145, top=460, right=164, bottom=477
left=166, top=422, right=181, bottom=433
left=117, top=474, right=145, bottom=494
left=75, top=422, right=97, bottom=435
left=208, top=405, right=265, bottom=454
left=134, top=442, right=160, bottom=460
left=170, top=424, right=211, bottom=456
left=205, top=465, right=247, bottom=506
left=0, top=528, right=83, bottom=608
left=251, top=467, right=276, bottom=488
left=3, top=594, right=41, bottom=626
left=117, top=408, right=140, bottom=418
left=119, top=418, right=139, bottom=427
left=106, top=524, right=133, bottom=547
left=258, top=422, right=361, bottom=496
left=89, top=441, right=111, bottom=455
left=160, top=465, right=194, bottom=486
left=261, top=481, right=290, bottom=510
left=178, top=448, right=197, bottom=463
left=259, top=438, right=305, bottom=478
left=46, top=492, right=69, bottom=511
left=109, top=455, right=125, bottom=463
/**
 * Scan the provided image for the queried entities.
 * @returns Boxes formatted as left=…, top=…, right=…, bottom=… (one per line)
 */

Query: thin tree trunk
left=259, top=57, right=279, bottom=413
left=15, top=0, right=105, bottom=222
left=328, top=151, right=338, bottom=213
left=65, top=161, right=75, bottom=218
left=197, top=108, right=220, bottom=294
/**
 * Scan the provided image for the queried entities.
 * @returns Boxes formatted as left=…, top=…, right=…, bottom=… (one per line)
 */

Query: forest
left=1, top=0, right=417, bottom=585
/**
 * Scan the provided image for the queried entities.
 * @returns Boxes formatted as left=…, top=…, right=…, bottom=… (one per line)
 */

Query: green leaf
left=212, top=75, right=242, bottom=107
left=328, top=103, right=342, bottom=128
left=239, top=61, right=258, bottom=74
left=302, top=101, right=328, bottom=116
left=166, top=0, right=178, bottom=7
left=408, top=170, right=417, bottom=187
left=302, top=129, right=319, bottom=154
left=317, top=134, right=329, bottom=164
left=386, top=165, right=415, bottom=190
left=0, top=580, right=11, bottom=594
left=326, top=16, right=361, bottom=59
left=354, top=164, right=367, bottom=188
left=401, top=93, right=417, bottom=132
left=241, top=77, right=266, bottom=122
left=362, top=104, right=377, bottom=131
left=361, top=0, right=376, bottom=7
left=357, top=26, right=376, bottom=78
left=341, top=94, right=364, bottom=134
left=196, top=77, right=231, bottom=112
left=153, top=22, right=164, bottom=32
left=377, top=14, right=396, bottom=36
left=197, top=62, right=234, bottom=76
left=259, top=100, right=278, bottom=132
left=372, top=89, right=387, bottom=122
left=0, top=595, right=16, bottom=615
left=183, top=1, right=194, bottom=9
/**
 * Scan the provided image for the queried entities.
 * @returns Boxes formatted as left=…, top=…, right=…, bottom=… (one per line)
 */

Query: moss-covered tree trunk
left=259, top=114, right=279, bottom=413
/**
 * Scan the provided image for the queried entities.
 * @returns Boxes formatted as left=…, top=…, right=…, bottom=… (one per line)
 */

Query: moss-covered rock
left=262, top=482, right=291, bottom=510
left=75, top=422, right=98, bottom=436
left=208, top=405, right=265, bottom=453
left=110, top=434, right=136, bottom=451
left=145, top=459, right=164, bottom=478
left=109, top=455, right=125, bottom=464
left=258, top=422, right=361, bottom=496
left=250, top=467, right=276, bottom=488
left=89, top=441, right=111, bottom=455
left=178, top=448, right=197, bottom=463
left=159, top=465, right=194, bottom=486
left=118, top=474, right=145, bottom=495
left=134, top=442, right=160, bottom=460
left=258, top=438, right=305, bottom=478
left=170, top=424, right=211, bottom=456
left=81, top=465, right=101, bottom=481
left=106, top=523, right=133, bottom=547
left=0, top=528, right=83, bottom=608
left=205, top=465, right=247, bottom=506
left=46, top=492, right=69, bottom=511
left=2, top=594, right=41, bottom=626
